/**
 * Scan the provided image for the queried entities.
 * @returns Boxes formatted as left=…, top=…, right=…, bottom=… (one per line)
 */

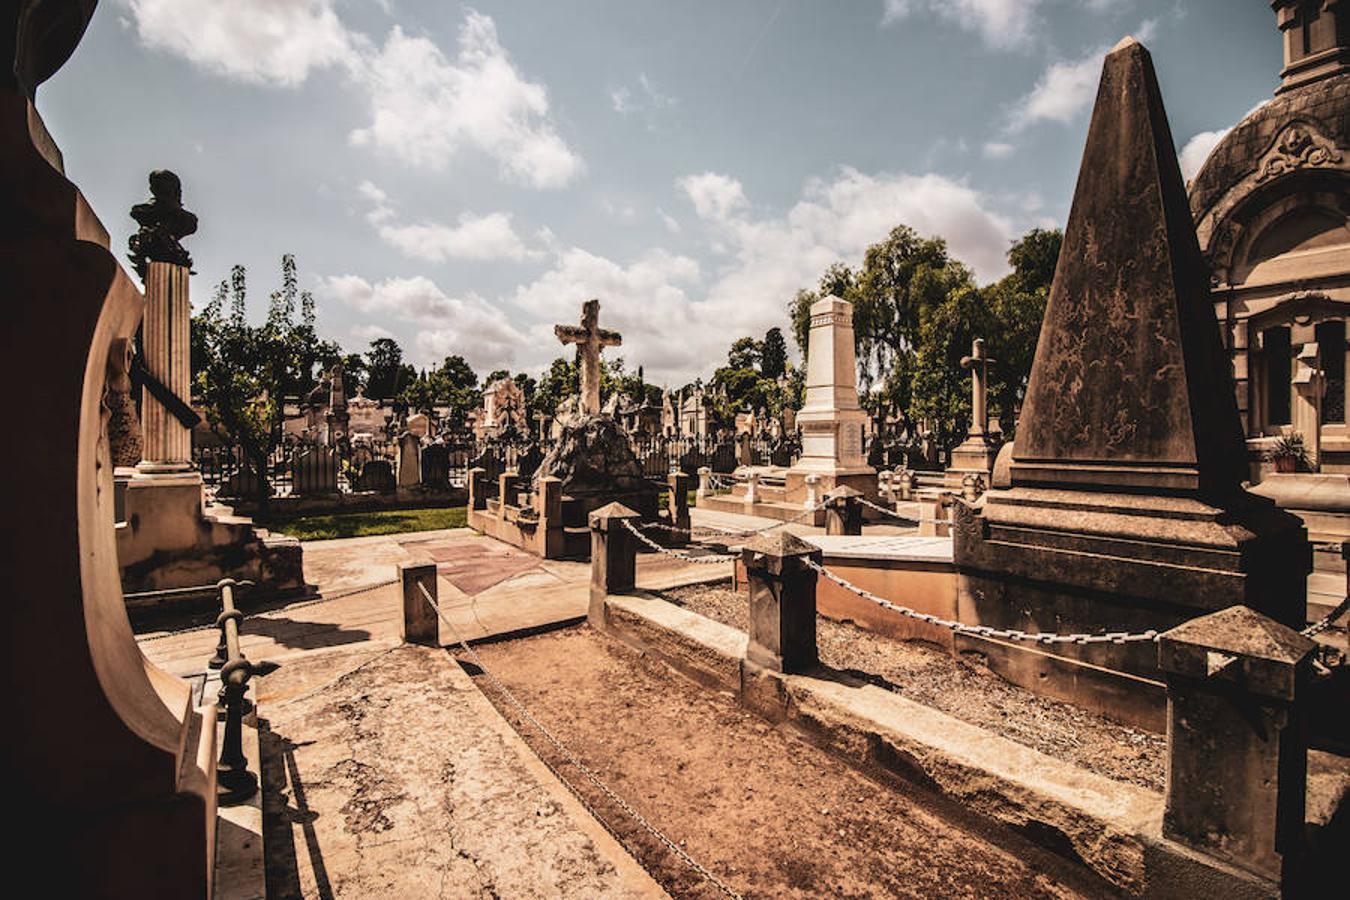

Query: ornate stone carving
left=103, top=337, right=142, bottom=468
left=1255, top=121, right=1344, bottom=183
left=127, top=169, right=197, bottom=279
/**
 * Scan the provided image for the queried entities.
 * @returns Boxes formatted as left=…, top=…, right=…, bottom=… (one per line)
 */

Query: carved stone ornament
left=1255, top=121, right=1345, bottom=184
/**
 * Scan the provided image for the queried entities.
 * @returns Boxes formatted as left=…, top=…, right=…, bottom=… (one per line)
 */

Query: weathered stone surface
left=1013, top=37, right=1248, bottom=498
left=536, top=414, right=648, bottom=496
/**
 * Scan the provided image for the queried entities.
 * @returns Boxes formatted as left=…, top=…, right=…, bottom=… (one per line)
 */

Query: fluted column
left=138, top=260, right=193, bottom=473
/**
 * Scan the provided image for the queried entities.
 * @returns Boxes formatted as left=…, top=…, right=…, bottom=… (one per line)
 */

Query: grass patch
left=262, top=505, right=467, bottom=541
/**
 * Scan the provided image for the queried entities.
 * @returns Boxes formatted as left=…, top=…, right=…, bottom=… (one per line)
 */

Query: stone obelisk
left=786, top=294, right=875, bottom=501
left=951, top=36, right=1309, bottom=728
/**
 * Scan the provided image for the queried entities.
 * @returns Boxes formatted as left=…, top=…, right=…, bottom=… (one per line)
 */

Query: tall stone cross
left=554, top=298, right=621, bottom=416
left=960, top=338, right=995, bottom=437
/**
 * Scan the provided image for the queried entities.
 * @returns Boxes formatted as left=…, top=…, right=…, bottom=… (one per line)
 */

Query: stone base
left=468, top=487, right=660, bottom=560
left=782, top=469, right=877, bottom=504
left=952, top=487, right=1311, bottom=720
left=945, top=435, right=999, bottom=489
left=117, top=471, right=308, bottom=600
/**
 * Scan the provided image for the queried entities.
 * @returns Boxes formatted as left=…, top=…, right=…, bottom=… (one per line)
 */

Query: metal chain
left=136, top=577, right=401, bottom=643
left=857, top=496, right=921, bottom=524
left=1303, top=595, right=1350, bottom=638
left=803, top=559, right=1159, bottom=645
left=622, top=520, right=738, bottom=564
left=415, top=582, right=744, bottom=900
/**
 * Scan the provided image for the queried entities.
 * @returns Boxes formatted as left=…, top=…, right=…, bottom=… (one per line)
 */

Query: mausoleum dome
left=1188, top=71, right=1350, bottom=289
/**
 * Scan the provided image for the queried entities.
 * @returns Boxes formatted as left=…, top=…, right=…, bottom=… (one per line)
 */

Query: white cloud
left=678, top=172, right=749, bottom=222
left=1004, top=19, right=1158, bottom=133
left=349, top=16, right=583, bottom=187
left=1178, top=129, right=1228, bottom=182
left=983, top=141, right=1016, bottom=159
left=356, top=181, right=538, bottom=262
left=609, top=73, right=676, bottom=127
left=322, top=274, right=528, bottom=369
left=124, top=0, right=359, bottom=86
left=881, top=0, right=1042, bottom=51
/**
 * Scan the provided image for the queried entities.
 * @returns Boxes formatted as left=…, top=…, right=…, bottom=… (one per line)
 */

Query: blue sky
left=40, top=1, right=1281, bottom=386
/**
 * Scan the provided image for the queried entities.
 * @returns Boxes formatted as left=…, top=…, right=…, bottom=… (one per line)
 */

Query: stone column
left=667, top=470, right=691, bottom=547
left=1158, top=606, right=1315, bottom=883
left=138, top=260, right=193, bottom=473
left=804, top=473, right=821, bottom=510
left=400, top=562, right=439, bottom=647
left=1292, top=341, right=1324, bottom=469
left=588, top=502, right=641, bottom=628
left=741, top=531, right=821, bottom=674
left=825, top=486, right=863, bottom=536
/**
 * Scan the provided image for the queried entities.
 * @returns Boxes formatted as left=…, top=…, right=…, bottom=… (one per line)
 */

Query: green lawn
left=262, top=505, right=467, bottom=541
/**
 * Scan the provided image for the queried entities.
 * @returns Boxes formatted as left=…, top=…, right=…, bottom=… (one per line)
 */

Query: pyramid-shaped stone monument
left=951, top=37, right=1311, bottom=730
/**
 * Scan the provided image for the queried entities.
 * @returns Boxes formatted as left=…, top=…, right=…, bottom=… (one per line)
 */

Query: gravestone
left=356, top=459, right=396, bottom=493
left=221, top=464, right=272, bottom=500
left=516, top=441, right=544, bottom=481
left=397, top=432, right=421, bottom=488
left=952, top=37, right=1309, bottom=722
left=421, top=441, right=451, bottom=488
left=292, top=446, right=338, bottom=495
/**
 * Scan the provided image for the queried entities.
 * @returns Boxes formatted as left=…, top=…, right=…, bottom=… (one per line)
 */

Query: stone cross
left=554, top=298, right=621, bottom=416
left=960, top=338, right=995, bottom=437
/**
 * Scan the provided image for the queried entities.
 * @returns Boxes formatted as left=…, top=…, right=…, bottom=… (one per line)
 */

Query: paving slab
left=259, top=643, right=665, bottom=899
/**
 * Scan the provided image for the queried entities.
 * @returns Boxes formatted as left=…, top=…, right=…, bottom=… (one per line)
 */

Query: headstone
left=785, top=295, right=874, bottom=501
left=397, top=432, right=421, bottom=488
left=554, top=299, right=622, bottom=416
left=406, top=411, right=431, bottom=439
left=516, top=442, right=544, bottom=481
left=292, top=446, right=339, bottom=495
left=421, top=441, right=451, bottom=488
left=221, top=463, right=273, bottom=500
left=356, top=459, right=396, bottom=493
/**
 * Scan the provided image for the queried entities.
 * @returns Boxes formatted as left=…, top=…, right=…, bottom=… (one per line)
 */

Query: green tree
left=366, top=337, right=416, bottom=401
left=727, top=336, right=763, bottom=371
left=982, top=228, right=1062, bottom=434
left=532, top=356, right=577, bottom=417
left=761, top=327, right=787, bottom=380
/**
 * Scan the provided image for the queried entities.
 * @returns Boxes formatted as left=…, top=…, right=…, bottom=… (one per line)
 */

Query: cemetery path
left=136, top=526, right=725, bottom=695
left=259, top=643, right=667, bottom=899
left=467, top=627, right=1096, bottom=900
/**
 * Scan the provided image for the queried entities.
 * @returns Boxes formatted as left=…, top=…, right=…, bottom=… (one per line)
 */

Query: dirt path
left=665, top=583, right=1166, bottom=792
left=467, top=627, right=1095, bottom=900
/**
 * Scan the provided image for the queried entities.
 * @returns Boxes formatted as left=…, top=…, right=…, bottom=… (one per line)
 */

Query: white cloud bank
left=121, top=3, right=582, bottom=188
left=1178, top=129, right=1228, bottom=182
left=357, top=181, right=538, bottom=263
left=881, top=0, right=1042, bottom=51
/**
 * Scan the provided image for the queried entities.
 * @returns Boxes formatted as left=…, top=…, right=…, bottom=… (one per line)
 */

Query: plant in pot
left=1266, top=433, right=1310, bottom=473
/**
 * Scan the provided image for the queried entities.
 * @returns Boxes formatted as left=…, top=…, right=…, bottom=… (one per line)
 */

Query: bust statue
left=127, top=169, right=197, bottom=279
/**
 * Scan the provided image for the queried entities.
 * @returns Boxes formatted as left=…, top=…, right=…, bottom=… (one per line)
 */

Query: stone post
left=538, top=476, right=565, bottom=558
left=667, top=469, right=691, bottom=547
left=825, top=486, right=863, bottom=536
left=400, top=562, right=439, bottom=647
left=741, top=531, right=822, bottom=674
left=1292, top=341, right=1323, bottom=470
left=138, top=260, right=193, bottom=473
left=697, top=466, right=712, bottom=500
left=468, top=467, right=488, bottom=511
left=498, top=470, right=519, bottom=513
left=804, top=473, right=821, bottom=509
left=588, top=502, right=641, bottom=628
left=878, top=470, right=893, bottom=503
left=1157, top=606, right=1316, bottom=883
left=962, top=338, right=991, bottom=438
left=744, top=470, right=761, bottom=505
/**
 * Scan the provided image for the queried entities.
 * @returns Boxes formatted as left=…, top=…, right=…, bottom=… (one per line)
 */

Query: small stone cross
left=960, top=338, right=995, bottom=437
left=554, top=298, right=622, bottom=416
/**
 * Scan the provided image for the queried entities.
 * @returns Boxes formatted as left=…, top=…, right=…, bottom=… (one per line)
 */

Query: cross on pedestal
left=554, top=298, right=622, bottom=416
left=960, top=338, right=995, bottom=437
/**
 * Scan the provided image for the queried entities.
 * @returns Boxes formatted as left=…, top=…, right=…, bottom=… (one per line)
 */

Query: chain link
left=415, top=582, right=744, bottom=899
left=1303, top=595, right=1350, bottom=638
left=803, top=559, right=1159, bottom=645
left=623, top=519, right=738, bottom=564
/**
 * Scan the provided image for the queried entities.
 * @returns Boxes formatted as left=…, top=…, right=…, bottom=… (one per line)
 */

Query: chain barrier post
left=803, top=473, right=821, bottom=510
left=400, top=562, right=440, bottom=646
left=1158, top=606, right=1316, bottom=884
left=744, top=470, right=761, bottom=505
left=824, top=485, right=864, bottom=536
left=741, top=530, right=822, bottom=675
left=696, top=465, right=712, bottom=500
left=589, top=502, right=642, bottom=629
left=667, top=469, right=691, bottom=547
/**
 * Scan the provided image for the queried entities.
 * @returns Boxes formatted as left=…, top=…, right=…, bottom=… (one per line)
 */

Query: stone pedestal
left=400, top=562, right=439, bottom=647
left=1158, top=606, right=1315, bottom=883
left=589, top=502, right=640, bottom=628
left=786, top=295, right=875, bottom=502
left=741, top=531, right=821, bottom=674
left=824, top=486, right=863, bottom=536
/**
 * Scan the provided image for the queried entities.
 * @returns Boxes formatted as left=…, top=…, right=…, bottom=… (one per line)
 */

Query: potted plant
left=1266, top=432, right=1309, bottom=473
